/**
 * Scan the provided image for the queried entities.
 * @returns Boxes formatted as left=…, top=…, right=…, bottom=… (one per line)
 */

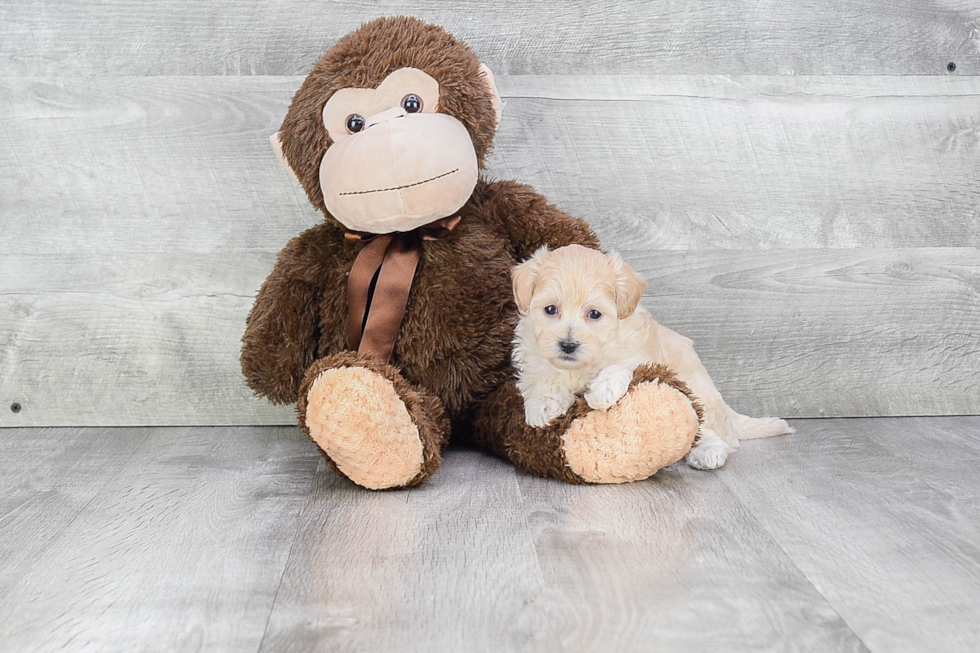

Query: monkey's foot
left=298, top=354, right=449, bottom=490
left=560, top=364, right=701, bottom=484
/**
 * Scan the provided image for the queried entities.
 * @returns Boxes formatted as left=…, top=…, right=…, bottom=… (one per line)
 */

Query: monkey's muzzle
left=320, top=112, right=478, bottom=234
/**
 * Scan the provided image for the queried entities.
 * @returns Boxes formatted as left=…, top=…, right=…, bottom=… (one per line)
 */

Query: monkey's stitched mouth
left=339, top=168, right=459, bottom=196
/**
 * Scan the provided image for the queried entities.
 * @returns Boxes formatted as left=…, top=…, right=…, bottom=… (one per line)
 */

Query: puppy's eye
left=587, top=309, right=602, bottom=320
left=346, top=114, right=365, bottom=133
left=544, top=305, right=558, bottom=316
left=401, top=94, right=423, bottom=113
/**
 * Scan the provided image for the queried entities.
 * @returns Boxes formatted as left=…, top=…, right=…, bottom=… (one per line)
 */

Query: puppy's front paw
left=585, top=367, right=633, bottom=410
left=524, top=394, right=574, bottom=428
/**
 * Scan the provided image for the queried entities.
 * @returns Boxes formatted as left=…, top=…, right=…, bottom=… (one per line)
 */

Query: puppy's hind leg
left=686, top=428, right=736, bottom=470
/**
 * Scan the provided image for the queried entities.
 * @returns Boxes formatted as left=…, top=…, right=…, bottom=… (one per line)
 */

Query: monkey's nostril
left=559, top=340, right=579, bottom=355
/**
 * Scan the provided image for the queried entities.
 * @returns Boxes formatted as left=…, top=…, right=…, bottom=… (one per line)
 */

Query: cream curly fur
left=512, top=245, right=793, bottom=470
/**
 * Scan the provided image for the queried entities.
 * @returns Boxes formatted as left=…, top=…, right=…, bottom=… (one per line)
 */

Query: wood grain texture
left=0, top=252, right=297, bottom=427
left=0, top=427, right=150, bottom=599
left=841, top=417, right=980, bottom=541
left=516, top=468, right=868, bottom=652
left=5, top=420, right=979, bottom=652
left=2, top=75, right=978, bottom=425
left=724, top=419, right=980, bottom=653
left=495, top=75, right=980, bottom=251
left=2, top=75, right=979, bottom=254
left=258, top=454, right=558, bottom=653
left=258, top=447, right=865, bottom=652
left=2, top=247, right=977, bottom=426
left=1, top=0, right=978, bottom=76
left=624, top=247, right=980, bottom=419
left=0, top=76, right=321, bottom=256
left=0, top=425, right=319, bottom=653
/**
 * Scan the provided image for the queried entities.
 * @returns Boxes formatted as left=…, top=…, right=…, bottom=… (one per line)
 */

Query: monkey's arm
left=482, top=180, right=599, bottom=260
left=240, top=234, right=326, bottom=405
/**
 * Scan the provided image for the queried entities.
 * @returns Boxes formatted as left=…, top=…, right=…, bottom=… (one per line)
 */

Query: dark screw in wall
left=947, top=62, right=957, bottom=72
left=10, top=402, right=21, bottom=413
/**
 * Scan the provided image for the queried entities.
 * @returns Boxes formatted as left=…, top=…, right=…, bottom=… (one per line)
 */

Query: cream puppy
left=512, top=244, right=792, bottom=470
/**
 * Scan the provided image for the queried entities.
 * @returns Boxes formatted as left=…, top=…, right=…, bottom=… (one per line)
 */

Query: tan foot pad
left=562, top=381, right=699, bottom=484
left=305, top=366, right=424, bottom=490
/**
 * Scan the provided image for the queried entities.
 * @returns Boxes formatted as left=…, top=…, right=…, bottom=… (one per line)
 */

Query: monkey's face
left=274, top=18, right=503, bottom=232
left=317, top=67, right=479, bottom=234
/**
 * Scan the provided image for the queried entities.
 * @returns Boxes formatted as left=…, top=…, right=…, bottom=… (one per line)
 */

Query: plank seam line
left=512, top=467, right=558, bottom=623
left=713, top=460, right=874, bottom=652
left=0, top=428, right=153, bottom=600
left=254, top=463, right=321, bottom=653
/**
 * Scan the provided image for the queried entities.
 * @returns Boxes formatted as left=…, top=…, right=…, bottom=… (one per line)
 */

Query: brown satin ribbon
left=346, top=215, right=461, bottom=362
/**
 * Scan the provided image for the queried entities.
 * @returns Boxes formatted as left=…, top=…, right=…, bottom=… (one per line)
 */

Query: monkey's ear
left=478, top=63, right=503, bottom=128
left=270, top=131, right=300, bottom=183
left=512, top=246, right=548, bottom=312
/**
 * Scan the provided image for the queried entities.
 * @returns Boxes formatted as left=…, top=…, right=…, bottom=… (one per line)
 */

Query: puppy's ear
left=608, top=252, right=646, bottom=319
left=512, top=246, right=548, bottom=312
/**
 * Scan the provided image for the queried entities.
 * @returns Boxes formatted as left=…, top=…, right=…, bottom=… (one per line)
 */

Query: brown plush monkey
left=241, top=17, right=701, bottom=489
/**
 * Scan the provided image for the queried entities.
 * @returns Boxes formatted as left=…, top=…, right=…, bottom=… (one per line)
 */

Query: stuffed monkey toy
left=241, top=17, right=702, bottom=489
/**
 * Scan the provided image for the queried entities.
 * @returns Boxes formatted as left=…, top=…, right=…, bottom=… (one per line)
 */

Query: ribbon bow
left=345, top=215, right=461, bottom=362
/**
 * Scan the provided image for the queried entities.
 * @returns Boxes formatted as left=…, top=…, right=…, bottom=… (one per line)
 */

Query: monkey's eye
left=544, top=305, right=558, bottom=316
left=346, top=114, right=365, bottom=133
left=401, top=94, right=423, bottom=113
left=587, top=309, right=602, bottom=320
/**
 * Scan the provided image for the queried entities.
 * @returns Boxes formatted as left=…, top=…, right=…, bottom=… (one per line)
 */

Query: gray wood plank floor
left=1, top=418, right=979, bottom=652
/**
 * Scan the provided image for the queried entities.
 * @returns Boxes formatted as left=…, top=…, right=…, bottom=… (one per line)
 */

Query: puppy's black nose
left=559, top=339, right=579, bottom=355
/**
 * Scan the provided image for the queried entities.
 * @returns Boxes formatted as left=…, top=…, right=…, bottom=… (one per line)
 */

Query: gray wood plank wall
left=1, top=2, right=978, bottom=426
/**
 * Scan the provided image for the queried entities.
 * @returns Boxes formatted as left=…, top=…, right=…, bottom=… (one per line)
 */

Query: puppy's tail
left=730, top=410, right=795, bottom=440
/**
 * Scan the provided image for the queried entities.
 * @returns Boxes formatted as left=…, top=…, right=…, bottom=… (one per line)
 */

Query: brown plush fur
left=279, top=16, right=500, bottom=217
left=563, top=377, right=699, bottom=483
left=241, top=17, right=702, bottom=488
left=297, top=352, right=448, bottom=488
left=242, top=178, right=598, bottom=412
left=471, top=363, right=703, bottom=483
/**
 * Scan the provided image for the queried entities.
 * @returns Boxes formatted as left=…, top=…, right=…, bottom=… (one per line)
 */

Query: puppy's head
left=512, top=244, right=646, bottom=370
